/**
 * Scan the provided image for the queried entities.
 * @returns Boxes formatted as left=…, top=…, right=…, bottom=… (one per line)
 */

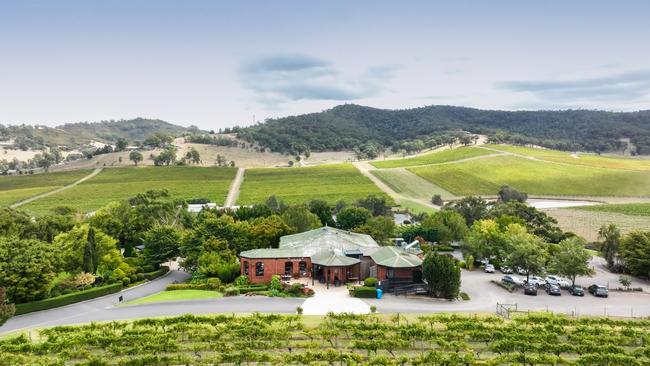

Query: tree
left=0, top=287, right=15, bottom=326
left=353, top=216, right=395, bottom=245
left=498, top=185, right=528, bottom=203
left=463, top=220, right=510, bottom=264
left=0, top=237, right=57, bottom=303
left=444, top=196, right=488, bottom=226
left=619, top=275, right=632, bottom=290
left=598, top=224, right=621, bottom=268
left=281, top=205, right=322, bottom=233
left=421, top=210, right=468, bottom=243
left=431, top=195, right=443, bottom=206
left=356, top=195, right=391, bottom=216
left=54, top=224, right=123, bottom=274
left=185, top=147, right=201, bottom=164
left=129, top=151, right=143, bottom=166
left=153, top=147, right=177, bottom=166
left=308, top=199, right=335, bottom=226
left=336, top=207, right=371, bottom=230
left=115, top=138, right=128, bottom=152
left=619, top=231, right=650, bottom=278
left=265, top=195, right=285, bottom=213
left=142, top=226, right=182, bottom=266
left=504, top=231, right=547, bottom=282
left=549, top=237, right=592, bottom=286
left=422, top=252, right=461, bottom=299
left=82, top=227, right=97, bottom=273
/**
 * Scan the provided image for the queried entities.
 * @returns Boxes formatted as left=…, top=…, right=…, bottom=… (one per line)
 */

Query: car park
left=484, top=264, right=495, bottom=273
left=502, top=275, right=524, bottom=286
left=568, top=284, right=585, bottom=296
left=500, top=266, right=513, bottom=274
left=546, top=284, right=562, bottom=296
left=523, top=283, right=538, bottom=296
left=588, top=284, right=609, bottom=298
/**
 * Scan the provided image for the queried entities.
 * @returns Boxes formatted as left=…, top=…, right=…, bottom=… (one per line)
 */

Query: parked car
left=484, top=264, right=495, bottom=273
left=588, top=284, right=609, bottom=298
left=500, top=266, right=513, bottom=274
left=502, top=275, right=524, bottom=286
left=545, top=275, right=570, bottom=288
left=525, top=276, right=545, bottom=288
left=516, top=267, right=527, bottom=275
left=568, top=284, right=585, bottom=296
left=523, top=283, right=538, bottom=296
left=546, top=284, right=562, bottom=296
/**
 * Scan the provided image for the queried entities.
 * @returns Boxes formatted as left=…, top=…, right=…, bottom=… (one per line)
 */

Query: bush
left=121, top=277, right=131, bottom=286
left=491, top=280, right=516, bottom=293
left=432, top=195, right=443, bottom=206
left=269, top=275, right=283, bottom=292
left=166, top=283, right=219, bottom=291
left=288, top=283, right=304, bottom=296
left=234, top=275, right=250, bottom=286
left=370, top=305, right=377, bottom=313
left=422, top=252, right=461, bottom=299
left=206, top=277, right=222, bottom=289
left=296, top=306, right=303, bottom=315
left=460, top=292, right=470, bottom=301
left=363, top=277, right=378, bottom=287
left=237, top=285, right=269, bottom=294
left=466, top=255, right=474, bottom=271
left=353, top=286, right=377, bottom=298
left=432, top=245, right=455, bottom=252
left=224, top=287, right=240, bottom=297
left=15, top=283, right=122, bottom=315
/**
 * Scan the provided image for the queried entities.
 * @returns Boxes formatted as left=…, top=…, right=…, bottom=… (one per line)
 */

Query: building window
left=299, top=261, right=307, bottom=276
left=243, top=261, right=249, bottom=275
left=255, top=262, right=264, bottom=277
left=284, top=261, right=293, bottom=275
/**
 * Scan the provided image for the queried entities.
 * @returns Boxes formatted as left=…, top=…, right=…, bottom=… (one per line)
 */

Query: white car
left=545, top=275, right=570, bottom=288
left=525, top=276, right=545, bottom=287
left=484, top=264, right=495, bottom=273
left=500, top=266, right=513, bottom=274
left=502, top=275, right=524, bottom=286
left=516, top=267, right=527, bottom=275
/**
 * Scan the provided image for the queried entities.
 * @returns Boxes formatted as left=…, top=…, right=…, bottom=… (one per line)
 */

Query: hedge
left=142, top=266, right=170, bottom=281
left=353, top=286, right=377, bottom=298
left=432, top=245, right=455, bottom=252
left=237, top=285, right=268, bottom=294
left=15, top=283, right=123, bottom=315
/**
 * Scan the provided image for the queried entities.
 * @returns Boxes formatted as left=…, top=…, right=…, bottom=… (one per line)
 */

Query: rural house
left=239, top=227, right=423, bottom=289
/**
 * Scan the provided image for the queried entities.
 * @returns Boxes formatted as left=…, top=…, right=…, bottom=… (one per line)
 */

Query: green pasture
left=370, top=146, right=495, bottom=168
left=0, top=169, right=92, bottom=207
left=575, top=202, right=650, bottom=216
left=370, top=168, right=456, bottom=200
left=20, top=166, right=237, bottom=215
left=487, top=144, right=650, bottom=171
left=238, top=164, right=390, bottom=205
left=409, top=155, right=650, bottom=197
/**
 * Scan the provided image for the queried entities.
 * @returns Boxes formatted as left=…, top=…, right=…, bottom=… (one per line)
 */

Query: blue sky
left=1, top=0, right=649, bottom=129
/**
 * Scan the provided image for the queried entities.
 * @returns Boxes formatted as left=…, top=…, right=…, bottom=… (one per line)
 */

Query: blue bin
left=376, top=288, right=383, bottom=299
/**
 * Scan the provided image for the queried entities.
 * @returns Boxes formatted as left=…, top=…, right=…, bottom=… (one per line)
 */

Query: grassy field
left=487, top=144, right=650, bottom=171
left=20, top=166, right=237, bottom=215
left=238, top=164, right=391, bottom=205
left=574, top=202, right=650, bottom=216
left=544, top=207, right=650, bottom=241
left=3, top=313, right=650, bottom=365
left=409, top=155, right=650, bottom=197
left=370, top=169, right=456, bottom=200
left=370, top=146, right=495, bottom=168
left=0, top=170, right=92, bottom=207
left=124, top=290, right=222, bottom=306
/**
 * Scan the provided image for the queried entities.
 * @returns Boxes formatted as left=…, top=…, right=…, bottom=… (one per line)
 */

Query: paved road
left=10, top=167, right=103, bottom=208
left=224, top=167, right=245, bottom=207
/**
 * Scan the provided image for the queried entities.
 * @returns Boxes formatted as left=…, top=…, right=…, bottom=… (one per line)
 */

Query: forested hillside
left=237, top=104, right=650, bottom=155
left=0, top=118, right=190, bottom=149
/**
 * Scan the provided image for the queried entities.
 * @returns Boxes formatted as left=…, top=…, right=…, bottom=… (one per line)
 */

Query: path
left=224, top=167, right=245, bottom=207
left=10, top=167, right=103, bottom=208
left=301, top=283, right=370, bottom=315
left=354, top=162, right=442, bottom=209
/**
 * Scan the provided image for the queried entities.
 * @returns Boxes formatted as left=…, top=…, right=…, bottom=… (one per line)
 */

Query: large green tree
left=281, top=205, right=322, bottom=233
left=54, top=224, right=122, bottom=274
left=422, top=210, right=468, bottom=243
left=142, top=226, right=182, bottom=266
left=308, top=199, right=335, bottom=226
left=549, top=237, right=592, bottom=286
left=598, top=224, right=621, bottom=269
left=336, top=207, right=371, bottom=230
left=444, top=196, right=488, bottom=226
left=0, top=287, right=15, bottom=326
left=422, top=253, right=461, bottom=299
left=504, top=229, right=547, bottom=282
left=619, top=231, right=650, bottom=278
left=353, top=216, right=395, bottom=245
left=0, top=237, right=57, bottom=303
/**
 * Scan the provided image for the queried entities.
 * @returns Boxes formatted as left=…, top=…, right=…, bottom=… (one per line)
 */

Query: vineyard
left=2, top=312, right=650, bottom=365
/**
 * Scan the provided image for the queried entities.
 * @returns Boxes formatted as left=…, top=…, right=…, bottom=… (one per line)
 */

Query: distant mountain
left=0, top=118, right=190, bottom=149
left=237, top=104, right=650, bottom=155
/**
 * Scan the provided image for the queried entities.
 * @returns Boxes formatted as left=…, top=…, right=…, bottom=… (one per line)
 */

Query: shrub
left=237, top=285, right=269, bottom=294
left=491, top=280, right=516, bottom=293
left=15, top=283, right=122, bottom=315
left=224, top=287, right=240, bottom=297
left=466, top=255, right=474, bottom=271
left=432, top=245, right=454, bottom=252
left=370, top=305, right=377, bottom=313
left=422, top=252, right=461, bottom=299
left=121, top=277, right=131, bottom=286
left=166, top=283, right=213, bottom=291
left=289, top=283, right=304, bottom=296
left=460, top=292, right=470, bottom=300
left=206, top=277, right=222, bottom=289
left=296, top=306, right=303, bottom=315
left=353, top=286, right=377, bottom=298
left=432, top=194, right=444, bottom=206
left=269, top=275, right=283, bottom=292
left=234, top=275, right=250, bottom=286
left=363, top=277, right=378, bottom=287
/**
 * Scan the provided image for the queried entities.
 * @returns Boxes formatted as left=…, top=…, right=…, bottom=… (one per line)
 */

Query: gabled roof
left=370, top=246, right=423, bottom=268
left=311, top=250, right=360, bottom=266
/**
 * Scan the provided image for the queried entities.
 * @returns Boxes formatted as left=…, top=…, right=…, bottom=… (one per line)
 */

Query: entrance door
left=413, top=269, right=423, bottom=283
left=284, top=262, right=293, bottom=275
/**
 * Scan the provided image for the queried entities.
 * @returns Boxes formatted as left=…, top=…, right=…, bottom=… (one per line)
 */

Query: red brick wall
left=376, top=266, right=417, bottom=281
left=240, top=257, right=312, bottom=284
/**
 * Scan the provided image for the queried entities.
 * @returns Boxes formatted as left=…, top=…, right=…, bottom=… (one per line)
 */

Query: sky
left=1, top=0, right=649, bottom=130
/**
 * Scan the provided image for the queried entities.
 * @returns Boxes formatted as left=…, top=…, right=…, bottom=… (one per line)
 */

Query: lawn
left=487, top=144, right=650, bottom=171
left=123, top=290, right=222, bottom=306
left=409, top=155, right=650, bottom=197
left=370, top=168, right=456, bottom=200
left=20, top=166, right=237, bottom=214
left=238, top=164, right=391, bottom=205
left=396, top=198, right=438, bottom=215
left=370, top=146, right=495, bottom=168
left=0, top=169, right=92, bottom=207
left=574, top=202, right=650, bottom=216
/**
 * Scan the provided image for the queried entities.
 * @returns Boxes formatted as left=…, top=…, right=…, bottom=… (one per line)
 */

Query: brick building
left=239, top=227, right=423, bottom=288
